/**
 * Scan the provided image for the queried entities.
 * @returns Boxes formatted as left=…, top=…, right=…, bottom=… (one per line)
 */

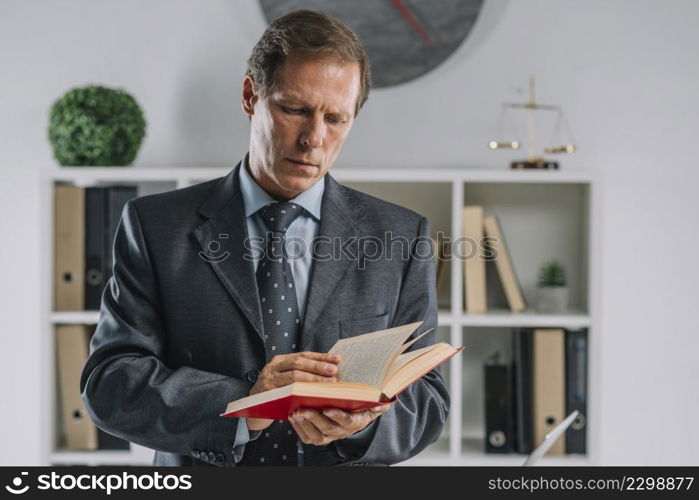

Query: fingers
left=289, top=417, right=316, bottom=445
left=251, top=352, right=343, bottom=393
left=322, top=404, right=390, bottom=429
left=320, top=408, right=363, bottom=429
left=289, top=410, right=338, bottom=446
left=296, top=409, right=345, bottom=436
left=370, top=404, right=392, bottom=414
left=289, top=405, right=392, bottom=446
left=274, top=352, right=341, bottom=376
left=272, top=369, right=337, bottom=386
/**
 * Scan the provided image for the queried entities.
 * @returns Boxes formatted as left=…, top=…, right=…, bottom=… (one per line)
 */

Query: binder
left=85, top=186, right=137, bottom=309
left=532, top=328, right=566, bottom=455
left=483, top=215, right=526, bottom=312
left=565, top=328, right=588, bottom=454
left=462, top=206, right=486, bottom=313
left=56, top=324, right=130, bottom=450
left=512, top=328, right=533, bottom=453
left=104, top=187, right=136, bottom=280
left=54, top=186, right=85, bottom=310
left=56, top=324, right=98, bottom=450
left=85, top=188, right=107, bottom=310
left=484, top=352, right=514, bottom=453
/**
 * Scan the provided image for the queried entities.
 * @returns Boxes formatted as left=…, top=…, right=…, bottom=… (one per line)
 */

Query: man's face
left=242, top=55, right=361, bottom=200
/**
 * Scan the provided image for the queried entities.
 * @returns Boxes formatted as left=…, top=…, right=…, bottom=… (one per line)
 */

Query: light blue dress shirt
left=238, top=155, right=325, bottom=318
left=232, top=156, right=324, bottom=460
left=231, top=156, right=376, bottom=465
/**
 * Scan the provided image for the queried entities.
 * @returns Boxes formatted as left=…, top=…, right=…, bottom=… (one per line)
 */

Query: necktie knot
left=258, top=202, right=303, bottom=233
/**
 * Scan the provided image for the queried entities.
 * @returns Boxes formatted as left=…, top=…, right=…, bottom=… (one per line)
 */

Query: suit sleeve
left=80, top=200, right=251, bottom=466
left=334, top=216, right=450, bottom=465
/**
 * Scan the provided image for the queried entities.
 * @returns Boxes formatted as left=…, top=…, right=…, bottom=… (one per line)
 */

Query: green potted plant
left=48, top=85, right=146, bottom=166
left=536, top=260, right=569, bottom=314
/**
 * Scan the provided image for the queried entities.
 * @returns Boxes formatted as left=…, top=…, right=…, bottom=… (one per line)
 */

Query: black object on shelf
left=512, top=328, right=534, bottom=454
left=484, top=351, right=515, bottom=453
left=565, top=328, right=588, bottom=454
left=85, top=186, right=137, bottom=310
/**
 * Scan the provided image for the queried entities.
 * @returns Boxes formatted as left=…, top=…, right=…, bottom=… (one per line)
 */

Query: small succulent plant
left=537, top=260, right=567, bottom=287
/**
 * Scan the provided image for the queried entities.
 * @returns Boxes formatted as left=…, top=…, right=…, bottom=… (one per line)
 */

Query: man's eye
left=283, top=107, right=303, bottom=114
left=326, top=115, right=342, bottom=125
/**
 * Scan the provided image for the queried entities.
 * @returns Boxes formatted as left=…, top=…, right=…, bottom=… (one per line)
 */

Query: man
left=80, top=9, right=449, bottom=467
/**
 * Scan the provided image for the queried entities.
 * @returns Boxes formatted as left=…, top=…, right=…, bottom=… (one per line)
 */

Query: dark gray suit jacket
left=80, top=162, right=449, bottom=466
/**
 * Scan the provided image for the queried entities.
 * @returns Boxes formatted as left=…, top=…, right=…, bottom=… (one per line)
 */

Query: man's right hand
left=246, top=351, right=342, bottom=431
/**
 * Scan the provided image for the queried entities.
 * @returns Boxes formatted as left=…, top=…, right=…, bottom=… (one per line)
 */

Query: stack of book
left=483, top=328, right=588, bottom=456
left=462, top=206, right=526, bottom=314
left=53, top=184, right=136, bottom=451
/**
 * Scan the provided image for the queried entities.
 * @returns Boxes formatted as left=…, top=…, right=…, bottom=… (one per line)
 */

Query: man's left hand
left=288, top=404, right=391, bottom=446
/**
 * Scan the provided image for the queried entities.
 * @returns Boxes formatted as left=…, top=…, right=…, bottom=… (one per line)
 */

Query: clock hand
left=389, top=0, right=437, bottom=51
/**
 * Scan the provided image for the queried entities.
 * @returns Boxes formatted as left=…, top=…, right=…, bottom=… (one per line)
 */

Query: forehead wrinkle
left=274, top=90, right=353, bottom=118
left=271, top=58, right=359, bottom=117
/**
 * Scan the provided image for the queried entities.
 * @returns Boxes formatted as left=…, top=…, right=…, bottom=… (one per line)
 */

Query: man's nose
left=299, top=116, right=325, bottom=149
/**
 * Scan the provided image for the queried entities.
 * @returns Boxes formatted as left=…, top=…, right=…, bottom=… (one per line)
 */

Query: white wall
left=1, top=0, right=697, bottom=465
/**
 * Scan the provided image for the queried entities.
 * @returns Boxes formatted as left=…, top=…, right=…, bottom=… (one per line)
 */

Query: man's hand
left=246, top=351, right=342, bottom=431
left=288, top=404, right=392, bottom=446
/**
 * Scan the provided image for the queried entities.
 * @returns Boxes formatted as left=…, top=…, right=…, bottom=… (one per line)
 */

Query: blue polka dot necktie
left=241, top=201, right=303, bottom=466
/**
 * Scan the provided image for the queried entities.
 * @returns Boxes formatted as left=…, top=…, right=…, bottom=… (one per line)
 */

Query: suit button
left=216, top=453, right=225, bottom=465
left=246, top=369, right=260, bottom=383
left=208, top=451, right=216, bottom=463
left=192, top=450, right=200, bottom=458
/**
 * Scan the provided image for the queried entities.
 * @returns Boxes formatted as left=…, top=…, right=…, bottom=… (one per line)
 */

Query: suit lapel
left=193, top=163, right=264, bottom=343
left=300, top=174, right=365, bottom=350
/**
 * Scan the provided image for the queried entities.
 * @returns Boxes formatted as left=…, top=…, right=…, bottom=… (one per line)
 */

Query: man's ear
left=241, top=75, right=258, bottom=117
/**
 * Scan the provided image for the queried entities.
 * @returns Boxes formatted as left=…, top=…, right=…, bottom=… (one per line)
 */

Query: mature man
left=81, top=9, right=449, bottom=466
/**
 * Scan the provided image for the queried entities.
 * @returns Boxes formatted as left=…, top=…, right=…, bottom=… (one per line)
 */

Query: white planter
left=536, top=286, right=569, bottom=314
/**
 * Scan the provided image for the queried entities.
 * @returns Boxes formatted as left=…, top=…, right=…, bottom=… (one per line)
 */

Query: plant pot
left=536, top=286, right=569, bottom=314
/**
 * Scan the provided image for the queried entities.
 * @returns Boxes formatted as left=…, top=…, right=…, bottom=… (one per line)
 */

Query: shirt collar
left=239, top=154, right=325, bottom=221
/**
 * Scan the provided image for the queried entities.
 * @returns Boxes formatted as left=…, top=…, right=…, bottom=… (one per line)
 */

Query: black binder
left=104, top=187, right=137, bottom=279
left=85, top=186, right=137, bottom=310
left=565, top=328, right=588, bottom=454
left=484, top=351, right=514, bottom=453
left=512, top=328, right=534, bottom=454
left=85, top=188, right=106, bottom=310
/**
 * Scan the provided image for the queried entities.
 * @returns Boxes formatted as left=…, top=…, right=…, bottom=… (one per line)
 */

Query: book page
left=328, top=322, right=422, bottom=388
left=382, top=343, right=459, bottom=399
left=398, top=328, right=432, bottom=355
left=384, top=344, right=436, bottom=382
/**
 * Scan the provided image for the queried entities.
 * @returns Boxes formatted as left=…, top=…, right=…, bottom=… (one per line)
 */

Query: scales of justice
left=489, top=77, right=577, bottom=169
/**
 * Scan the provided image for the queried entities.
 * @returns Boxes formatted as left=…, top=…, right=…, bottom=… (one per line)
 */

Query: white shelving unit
left=41, top=166, right=600, bottom=466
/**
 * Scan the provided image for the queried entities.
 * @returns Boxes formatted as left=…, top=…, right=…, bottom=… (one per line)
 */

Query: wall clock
left=258, top=0, right=484, bottom=87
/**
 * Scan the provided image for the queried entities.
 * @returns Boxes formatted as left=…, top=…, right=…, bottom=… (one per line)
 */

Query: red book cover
left=221, top=347, right=463, bottom=421
left=222, top=395, right=394, bottom=421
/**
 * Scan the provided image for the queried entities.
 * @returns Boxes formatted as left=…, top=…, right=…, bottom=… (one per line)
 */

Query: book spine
left=56, top=324, right=98, bottom=450
left=85, top=187, right=106, bottom=310
left=483, top=215, right=526, bottom=312
left=54, top=186, right=85, bottom=311
left=104, top=187, right=137, bottom=285
left=512, top=328, right=534, bottom=453
left=462, top=206, right=487, bottom=313
left=484, top=352, right=514, bottom=453
left=565, top=328, right=588, bottom=454
left=532, top=328, right=566, bottom=455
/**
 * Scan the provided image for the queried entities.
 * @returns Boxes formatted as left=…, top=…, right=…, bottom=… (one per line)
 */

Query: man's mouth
left=286, top=158, right=318, bottom=167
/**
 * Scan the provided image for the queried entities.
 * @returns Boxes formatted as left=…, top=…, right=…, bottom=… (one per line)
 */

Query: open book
left=221, top=321, right=463, bottom=420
